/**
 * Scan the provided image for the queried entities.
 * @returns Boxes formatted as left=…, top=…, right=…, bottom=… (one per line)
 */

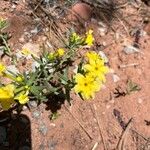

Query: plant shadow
left=0, top=112, right=32, bottom=150
left=45, top=91, right=66, bottom=114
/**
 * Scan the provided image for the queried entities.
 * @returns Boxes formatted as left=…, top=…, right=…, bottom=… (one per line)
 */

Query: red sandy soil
left=0, top=0, right=150, bottom=150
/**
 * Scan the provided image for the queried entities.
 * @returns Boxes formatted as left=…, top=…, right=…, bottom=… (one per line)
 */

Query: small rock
left=6, top=65, right=19, bottom=74
left=16, top=51, right=23, bottom=59
left=123, top=45, right=140, bottom=54
left=69, top=3, right=92, bottom=21
left=138, top=98, right=143, bottom=104
left=19, top=36, right=25, bottom=43
left=29, top=101, right=38, bottom=108
left=106, top=105, right=111, bottom=109
left=0, top=126, right=7, bottom=144
left=39, top=144, right=45, bottom=150
left=30, top=27, right=39, bottom=34
left=50, top=123, right=56, bottom=127
left=98, top=22, right=107, bottom=36
left=32, top=111, right=41, bottom=119
left=98, top=27, right=107, bottom=36
left=98, top=51, right=109, bottom=63
left=22, top=43, right=40, bottom=55
left=48, top=140, right=57, bottom=150
left=39, top=123, right=48, bottom=136
left=22, top=106, right=28, bottom=111
left=112, top=74, right=120, bottom=83
left=11, top=4, right=16, bottom=9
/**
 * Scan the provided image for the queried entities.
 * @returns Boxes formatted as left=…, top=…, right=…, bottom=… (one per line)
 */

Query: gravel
left=39, top=123, right=48, bottom=136
left=32, top=111, right=41, bottom=119
left=123, top=45, right=140, bottom=54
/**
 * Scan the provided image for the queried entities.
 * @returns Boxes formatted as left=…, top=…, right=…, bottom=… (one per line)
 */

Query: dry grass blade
left=91, top=104, right=107, bottom=150
left=116, top=118, right=133, bottom=150
left=65, top=106, right=93, bottom=140
left=91, top=142, right=99, bottom=150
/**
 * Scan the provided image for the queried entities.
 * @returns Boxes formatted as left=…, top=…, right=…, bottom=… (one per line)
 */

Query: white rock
left=112, top=74, right=120, bottom=83
left=31, top=61, right=40, bottom=72
left=16, top=51, right=23, bottom=59
left=123, top=45, right=140, bottom=54
left=98, top=51, right=109, bottom=63
left=6, top=65, right=19, bottom=74
left=138, top=98, right=143, bottom=104
left=30, top=27, right=39, bottom=34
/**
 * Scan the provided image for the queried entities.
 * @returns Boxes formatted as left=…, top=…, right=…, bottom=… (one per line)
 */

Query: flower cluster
left=69, top=29, right=94, bottom=48
left=0, top=62, right=30, bottom=110
left=74, top=51, right=109, bottom=100
left=0, top=29, right=108, bottom=112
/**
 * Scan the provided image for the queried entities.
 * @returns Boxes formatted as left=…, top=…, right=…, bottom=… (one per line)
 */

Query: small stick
left=91, top=104, right=107, bottom=150
left=92, top=142, right=99, bottom=150
left=65, top=106, right=93, bottom=140
left=34, top=0, right=43, bottom=11
left=116, top=118, right=133, bottom=150
left=119, top=63, right=139, bottom=68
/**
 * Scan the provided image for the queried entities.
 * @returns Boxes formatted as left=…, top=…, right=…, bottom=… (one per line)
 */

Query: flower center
left=84, top=83, right=88, bottom=86
left=95, top=67, right=98, bottom=70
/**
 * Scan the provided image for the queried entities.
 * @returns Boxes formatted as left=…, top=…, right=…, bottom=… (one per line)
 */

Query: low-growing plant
left=0, top=29, right=109, bottom=114
left=0, top=17, right=11, bottom=56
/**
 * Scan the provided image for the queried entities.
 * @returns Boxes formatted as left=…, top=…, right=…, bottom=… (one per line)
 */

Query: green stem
left=0, top=34, right=11, bottom=53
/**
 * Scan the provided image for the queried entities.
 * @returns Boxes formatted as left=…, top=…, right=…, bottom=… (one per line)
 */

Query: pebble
left=50, top=123, right=56, bottom=127
left=32, top=111, right=41, bottom=119
left=70, top=3, right=92, bottom=21
left=30, top=27, right=39, bottom=34
left=0, top=126, right=7, bottom=144
left=22, top=43, right=40, bottom=55
left=112, top=74, right=120, bottom=83
left=98, top=27, right=107, bottom=36
left=39, top=123, right=48, bottom=136
left=48, top=140, right=57, bottom=150
left=123, top=45, right=140, bottom=54
left=98, top=22, right=107, bottom=36
left=19, top=36, right=25, bottom=43
left=39, top=144, right=45, bottom=150
left=29, top=101, right=38, bottom=108
left=98, top=51, right=109, bottom=63
left=106, top=105, right=111, bottom=109
left=6, top=65, right=19, bottom=74
left=22, top=106, right=28, bottom=111
left=138, top=98, right=143, bottom=104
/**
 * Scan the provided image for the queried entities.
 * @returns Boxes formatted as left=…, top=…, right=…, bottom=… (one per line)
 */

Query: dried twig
left=64, top=105, right=93, bottom=140
left=91, top=104, right=107, bottom=150
left=116, top=118, right=133, bottom=150
left=91, top=142, right=99, bottom=150
left=119, top=63, right=139, bottom=68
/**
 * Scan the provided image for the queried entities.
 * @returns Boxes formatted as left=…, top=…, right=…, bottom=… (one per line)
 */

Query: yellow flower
left=83, top=60, right=109, bottom=83
left=84, top=29, right=94, bottom=46
left=56, top=48, right=65, bottom=57
left=74, top=73, right=100, bottom=100
left=0, top=17, right=4, bottom=22
left=71, top=32, right=81, bottom=43
left=0, top=84, right=15, bottom=110
left=86, top=51, right=100, bottom=64
left=48, top=52, right=55, bottom=60
left=16, top=75, right=24, bottom=82
left=15, top=90, right=29, bottom=104
left=21, top=48, right=32, bottom=56
left=0, top=63, right=6, bottom=76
